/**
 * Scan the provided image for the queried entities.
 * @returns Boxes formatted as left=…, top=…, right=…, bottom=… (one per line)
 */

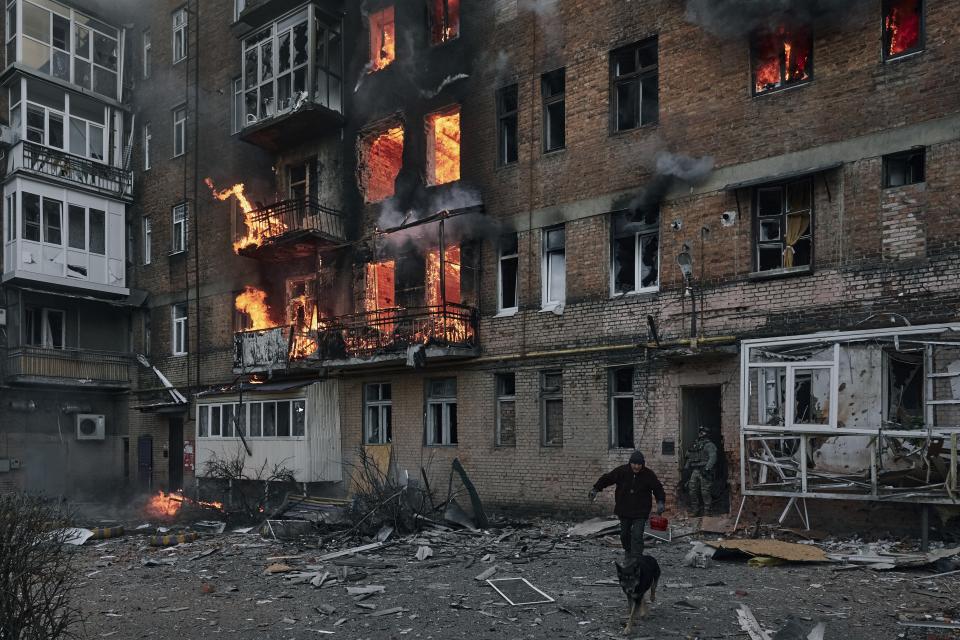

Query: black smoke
left=627, top=152, right=714, bottom=222
left=684, top=0, right=857, bottom=38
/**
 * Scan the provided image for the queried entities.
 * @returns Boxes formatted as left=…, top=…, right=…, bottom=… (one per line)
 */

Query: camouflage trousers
left=688, top=468, right=713, bottom=515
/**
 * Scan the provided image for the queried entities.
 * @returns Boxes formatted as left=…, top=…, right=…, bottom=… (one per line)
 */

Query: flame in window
left=235, top=286, right=272, bottom=330
left=885, top=0, right=921, bottom=57
left=426, top=108, right=461, bottom=186
left=369, top=6, right=396, bottom=72
left=431, top=0, right=460, bottom=44
left=752, top=24, right=812, bottom=94
left=360, top=126, right=404, bottom=203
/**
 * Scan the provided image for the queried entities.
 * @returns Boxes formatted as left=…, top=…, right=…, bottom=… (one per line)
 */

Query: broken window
left=754, top=178, right=812, bottom=272
left=793, top=368, right=830, bottom=425
left=359, top=125, right=404, bottom=203
left=286, top=275, right=317, bottom=331
left=542, top=225, right=565, bottom=307
left=430, top=0, right=460, bottom=45
left=496, top=84, right=518, bottom=166
left=611, top=210, right=659, bottom=295
left=751, top=367, right=786, bottom=426
left=610, top=367, right=635, bottom=448
left=315, top=16, right=344, bottom=113
left=426, top=245, right=461, bottom=307
left=365, top=260, right=396, bottom=335
left=751, top=22, right=812, bottom=95
left=496, top=373, right=516, bottom=447
left=24, top=306, right=65, bottom=349
left=611, top=38, right=658, bottom=131
left=541, top=370, right=563, bottom=446
left=365, top=383, right=392, bottom=444
left=883, top=148, right=925, bottom=188
left=426, top=378, right=458, bottom=445
left=883, top=0, right=923, bottom=60
left=541, top=68, right=565, bottom=152
left=498, top=232, right=519, bottom=313
left=885, top=350, right=924, bottom=427
left=426, top=106, right=461, bottom=186
left=369, top=6, right=395, bottom=72
left=241, top=9, right=310, bottom=123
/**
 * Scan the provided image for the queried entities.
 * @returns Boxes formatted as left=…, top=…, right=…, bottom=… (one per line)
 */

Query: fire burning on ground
left=145, top=491, right=224, bottom=519
left=205, top=178, right=285, bottom=253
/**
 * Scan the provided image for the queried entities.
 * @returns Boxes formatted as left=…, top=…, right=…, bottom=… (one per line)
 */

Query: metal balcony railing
left=6, top=346, right=132, bottom=385
left=6, top=141, right=134, bottom=198
left=315, top=304, right=478, bottom=360
left=234, top=197, right=346, bottom=247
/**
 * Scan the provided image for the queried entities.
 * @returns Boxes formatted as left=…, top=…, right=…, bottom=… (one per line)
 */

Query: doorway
left=680, top=386, right=728, bottom=512
left=168, top=418, right=184, bottom=491
left=137, top=435, right=153, bottom=490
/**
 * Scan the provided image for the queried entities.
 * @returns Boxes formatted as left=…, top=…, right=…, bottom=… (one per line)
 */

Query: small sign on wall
left=183, top=439, right=195, bottom=473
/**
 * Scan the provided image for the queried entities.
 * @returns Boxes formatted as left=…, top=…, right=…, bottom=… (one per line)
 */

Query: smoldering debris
left=684, top=0, right=856, bottom=38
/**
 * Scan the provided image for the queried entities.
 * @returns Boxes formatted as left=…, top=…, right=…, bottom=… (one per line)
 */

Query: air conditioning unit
left=76, top=414, right=105, bottom=441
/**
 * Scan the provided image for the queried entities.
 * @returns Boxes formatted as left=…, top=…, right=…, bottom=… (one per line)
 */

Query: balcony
left=233, top=305, right=479, bottom=372
left=6, top=346, right=132, bottom=388
left=235, top=197, right=346, bottom=260
left=3, top=141, right=133, bottom=200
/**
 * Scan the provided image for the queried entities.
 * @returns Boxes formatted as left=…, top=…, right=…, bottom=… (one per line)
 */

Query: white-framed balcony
left=2, top=139, right=132, bottom=200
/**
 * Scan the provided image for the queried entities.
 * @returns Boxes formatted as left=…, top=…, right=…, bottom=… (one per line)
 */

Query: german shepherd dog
left=615, top=554, right=661, bottom=634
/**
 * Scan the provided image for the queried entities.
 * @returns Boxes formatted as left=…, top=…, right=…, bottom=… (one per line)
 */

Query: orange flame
left=289, top=293, right=321, bottom=359
left=236, top=286, right=273, bottom=330
left=369, top=6, right=395, bottom=72
left=885, top=0, right=921, bottom=56
left=205, top=178, right=287, bottom=253
left=426, top=108, right=461, bottom=186
left=362, top=126, right=405, bottom=203
left=753, top=25, right=810, bottom=93
left=145, top=491, right=224, bottom=519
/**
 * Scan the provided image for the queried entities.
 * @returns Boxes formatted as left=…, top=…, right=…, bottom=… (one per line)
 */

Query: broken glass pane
left=787, top=180, right=811, bottom=212
left=793, top=368, right=831, bottom=425
left=613, top=235, right=636, bottom=293
left=760, top=220, right=780, bottom=242
left=758, top=244, right=782, bottom=271
left=640, top=232, right=658, bottom=288
left=278, top=31, right=291, bottom=73
left=757, top=188, right=782, bottom=216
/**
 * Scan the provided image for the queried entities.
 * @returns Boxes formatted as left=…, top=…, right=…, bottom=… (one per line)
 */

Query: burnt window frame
left=609, top=37, right=659, bottom=133
left=882, top=0, right=925, bottom=61
left=428, top=0, right=460, bottom=46
left=749, top=23, right=814, bottom=96
left=609, top=367, right=635, bottom=449
left=541, top=68, right=565, bottom=153
left=495, top=372, right=516, bottom=447
left=496, top=83, right=518, bottom=167
left=751, top=177, right=814, bottom=274
left=610, top=209, right=660, bottom=296
left=883, top=148, right=925, bottom=188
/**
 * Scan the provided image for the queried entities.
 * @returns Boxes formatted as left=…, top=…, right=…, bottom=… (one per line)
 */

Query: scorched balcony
left=2, top=141, right=133, bottom=200
left=234, top=197, right=345, bottom=260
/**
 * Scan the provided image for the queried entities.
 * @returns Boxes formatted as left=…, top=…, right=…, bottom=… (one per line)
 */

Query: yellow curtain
left=783, top=213, right=810, bottom=268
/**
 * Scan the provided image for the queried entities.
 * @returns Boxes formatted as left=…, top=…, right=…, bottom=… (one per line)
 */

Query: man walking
left=685, top=426, right=718, bottom=516
left=589, top=451, right=665, bottom=557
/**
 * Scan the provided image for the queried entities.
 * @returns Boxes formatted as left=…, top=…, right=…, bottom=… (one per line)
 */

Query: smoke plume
left=628, top=152, right=714, bottom=221
left=684, top=0, right=855, bottom=38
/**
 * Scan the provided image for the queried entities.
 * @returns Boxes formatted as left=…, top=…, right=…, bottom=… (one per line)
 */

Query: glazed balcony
left=6, top=346, right=132, bottom=388
left=234, top=197, right=346, bottom=261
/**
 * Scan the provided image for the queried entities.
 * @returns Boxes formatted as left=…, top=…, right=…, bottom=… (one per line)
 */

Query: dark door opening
left=137, top=435, right=153, bottom=490
left=168, top=418, right=184, bottom=492
left=680, top=386, right=729, bottom=513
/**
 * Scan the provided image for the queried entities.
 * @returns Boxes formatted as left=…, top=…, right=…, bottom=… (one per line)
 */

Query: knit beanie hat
left=629, top=451, right=645, bottom=465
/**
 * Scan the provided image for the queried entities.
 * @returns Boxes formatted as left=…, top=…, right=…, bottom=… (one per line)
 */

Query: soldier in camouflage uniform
left=685, top=426, right=718, bottom=516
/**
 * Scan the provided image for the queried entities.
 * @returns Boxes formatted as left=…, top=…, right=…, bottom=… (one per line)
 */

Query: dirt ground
left=67, top=510, right=960, bottom=640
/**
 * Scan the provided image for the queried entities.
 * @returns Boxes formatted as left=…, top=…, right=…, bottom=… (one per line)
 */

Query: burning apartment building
left=1, top=0, right=958, bottom=533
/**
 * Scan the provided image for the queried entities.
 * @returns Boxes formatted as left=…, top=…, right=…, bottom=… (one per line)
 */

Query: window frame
left=495, top=372, right=517, bottom=447
left=142, top=29, right=151, bottom=78
left=198, top=399, right=305, bottom=439
left=540, top=370, right=563, bottom=447
left=172, top=105, right=186, bottom=157
left=752, top=178, right=814, bottom=274
left=497, top=232, right=519, bottom=314
left=750, top=24, right=814, bottom=96
left=171, top=202, right=187, bottom=253
left=363, top=382, right=392, bottom=444
left=142, top=216, right=151, bottom=265
left=882, top=148, right=925, bottom=188
left=143, top=122, right=151, bottom=170
left=429, top=0, right=460, bottom=46
left=882, top=0, right=924, bottom=61
left=231, top=77, right=243, bottom=134
left=541, top=224, right=565, bottom=309
left=425, top=378, right=458, bottom=446
left=610, top=210, right=660, bottom=296
left=496, top=83, right=518, bottom=166
left=233, top=0, right=246, bottom=23
left=609, top=38, right=659, bottom=132
left=171, top=302, right=187, bottom=356
left=541, top=68, right=565, bottom=153
left=24, top=306, right=66, bottom=349
left=172, top=7, right=188, bottom=64
left=609, top=367, right=636, bottom=449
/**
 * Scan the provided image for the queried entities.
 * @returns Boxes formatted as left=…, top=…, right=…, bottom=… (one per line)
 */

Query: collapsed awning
left=135, top=401, right=188, bottom=414
left=723, top=162, right=843, bottom=191
left=196, top=379, right=315, bottom=399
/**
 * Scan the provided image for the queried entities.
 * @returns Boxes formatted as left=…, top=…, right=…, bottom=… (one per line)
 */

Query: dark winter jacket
left=593, top=465, right=666, bottom=519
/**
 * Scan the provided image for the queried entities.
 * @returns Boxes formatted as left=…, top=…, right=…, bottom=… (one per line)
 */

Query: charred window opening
left=793, top=368, right=830, bottom=425
left=426, top=378, right=458, bottom=445
left=498, top=232, right=519, bottom=313
left=365, top=259, right=396, bottom=333
left=885, top=350, right=924, bottom=427
left=496, top=84, right=518, bottom=166
left=754, top=178, right=812, bottom=272
left=496, top=373, right=516, bottom=447
left=286, top=275, right=317, bottom=331
left=611, top=38, right=658, bottom=132
left=883, top=148, right=925, bottom=188
left=751, top=22, right=812, bottom=95
left=359, top=125, right=404, bottom=203
left=427, top=245, right=461, bottom=306
left=426, top=106, right=461, bottom=186
left=541, top=370, right=563, bottom=446
left=430, top=0, right=460, bottom=45
left=369, top=6, right=396, bottom=72
left=611, top=210, right=659, bottom=295
left=541, top=68, right=565, bottom=152
left=883, top=0, right=923, bottom=60
left=610, top=367, right=635, bottom=449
